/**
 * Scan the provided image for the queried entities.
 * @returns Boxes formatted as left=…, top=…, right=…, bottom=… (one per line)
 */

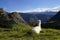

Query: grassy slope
left=0, top=23, right=60, bottom=40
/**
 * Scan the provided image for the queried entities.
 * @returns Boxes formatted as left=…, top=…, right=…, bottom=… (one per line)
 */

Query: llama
left=32, top=20, right=41, bottom=34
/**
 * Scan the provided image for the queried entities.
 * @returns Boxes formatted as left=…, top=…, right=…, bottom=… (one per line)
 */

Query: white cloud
left=11, top=6, right=60, bottom=13
left=20, top=8, right=50, bottom=13
left=48, top=6, right=60, bottom=12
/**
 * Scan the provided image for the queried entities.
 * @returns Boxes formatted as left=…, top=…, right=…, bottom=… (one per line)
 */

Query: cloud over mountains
left=12, top=6, right=60, bottom=13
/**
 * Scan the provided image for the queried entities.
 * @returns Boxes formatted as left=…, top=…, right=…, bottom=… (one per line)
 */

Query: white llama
left=32, top=20, right=41, bottom=34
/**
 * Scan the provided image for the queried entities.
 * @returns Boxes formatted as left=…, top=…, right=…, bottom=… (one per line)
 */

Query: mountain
left=49, top=11, right=60, bottom=21
left=8, top=12, right=26, bottom=23
left=20, top=13, right=54, bottom=24
left=43, top=11, right=60, bottom=29
left=20, top=11, right=57, bottom=24
left=0, top=8, right=26, bottom=28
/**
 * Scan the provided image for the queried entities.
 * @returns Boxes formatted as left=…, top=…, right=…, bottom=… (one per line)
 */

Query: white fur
left=32, top=20, right=41, bottom=34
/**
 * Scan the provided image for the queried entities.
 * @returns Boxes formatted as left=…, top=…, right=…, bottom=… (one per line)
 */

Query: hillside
left=48, top=11, right=60, bottom=29
left=42, top=11, right=60, bottom=29
left=49, top=11, right=60, bottom=21
left=0, top=8, right=26, bottom=28
left=0, top=25, right=60, bottom=40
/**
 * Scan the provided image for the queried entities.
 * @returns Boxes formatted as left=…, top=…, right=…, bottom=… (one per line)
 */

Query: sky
left=0, top=0, right=60, bottom=12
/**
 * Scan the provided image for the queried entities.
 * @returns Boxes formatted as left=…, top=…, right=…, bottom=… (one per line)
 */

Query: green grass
left=0, top=23, right=60, bottom=40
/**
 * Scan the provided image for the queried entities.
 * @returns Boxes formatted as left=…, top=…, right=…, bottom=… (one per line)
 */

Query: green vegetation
left=0, top=23, right=60, bottom=40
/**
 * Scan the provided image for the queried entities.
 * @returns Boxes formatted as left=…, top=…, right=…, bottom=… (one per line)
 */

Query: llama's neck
left=38, top=20, right=41, bottom=27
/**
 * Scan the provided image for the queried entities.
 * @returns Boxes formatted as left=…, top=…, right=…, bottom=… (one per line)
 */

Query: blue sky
left=0, top=0, right=60, bottom=12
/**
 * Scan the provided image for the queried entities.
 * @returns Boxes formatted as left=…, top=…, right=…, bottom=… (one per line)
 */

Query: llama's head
left=38, top=20, right=41, bottom=22
left=33, top=20, right=41, bottom=26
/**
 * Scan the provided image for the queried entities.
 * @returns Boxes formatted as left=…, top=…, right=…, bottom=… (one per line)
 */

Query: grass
left=0, top=23, right=60, bottom=40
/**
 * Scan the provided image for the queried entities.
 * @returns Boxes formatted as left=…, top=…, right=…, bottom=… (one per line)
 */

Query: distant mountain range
left=26, top=11, right=57, bottom=15
left=20, top=11, right=57, bottom=23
